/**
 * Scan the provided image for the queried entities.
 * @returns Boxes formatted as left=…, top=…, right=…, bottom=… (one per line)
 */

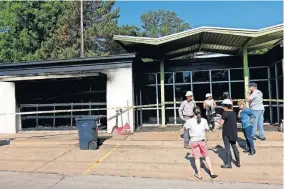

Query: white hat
left=222, top=99, right=233, bottom=105
left=185, top=91, right=193, bottom=97
left=205, top=93, right=212, bottom=98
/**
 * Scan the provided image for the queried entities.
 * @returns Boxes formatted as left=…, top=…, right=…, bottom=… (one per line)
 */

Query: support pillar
left=0, top=82, right=17, bottom=133
left=243, top=48, right=249, bottom=97
left=160, top=57, right=166, bottom=127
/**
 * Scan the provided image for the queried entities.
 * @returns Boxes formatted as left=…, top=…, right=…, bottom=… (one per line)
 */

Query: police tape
left=0, top=99, right=282, bottom=116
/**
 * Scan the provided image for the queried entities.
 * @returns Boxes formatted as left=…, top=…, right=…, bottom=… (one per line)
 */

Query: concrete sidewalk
left=0, top=130, right=282, bottom=147
left=0, top=130, right=282, bottom=185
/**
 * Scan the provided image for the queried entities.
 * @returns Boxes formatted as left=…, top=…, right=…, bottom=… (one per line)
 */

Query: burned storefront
left=0, top=54, right=136, bottom=133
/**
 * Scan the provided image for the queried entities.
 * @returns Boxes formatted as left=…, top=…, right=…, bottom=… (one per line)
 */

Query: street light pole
left=80, top=0, right=84, bottom=57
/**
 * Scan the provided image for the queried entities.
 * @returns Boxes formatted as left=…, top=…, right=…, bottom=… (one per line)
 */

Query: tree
left=140, top=10, right=190, bottom=38
left=0, top=1, right=136, bottom=63
left=0, top=1, right=65, bottom=63
left=37, top=1, right=122, bottom=59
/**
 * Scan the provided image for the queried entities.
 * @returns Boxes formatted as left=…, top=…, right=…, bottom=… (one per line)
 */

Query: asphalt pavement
left=0, top=171, right=282, bottom=189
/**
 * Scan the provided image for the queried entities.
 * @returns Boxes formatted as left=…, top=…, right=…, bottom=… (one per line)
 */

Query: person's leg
left=221, top=136, right=232, bottom=168
left=246, top=126, right=256, bottom=155
left=183, top=126, right=190, bottom=148
left=199, top=141, right=217, bottom=178
left=258, top=110, right=265, bottom=140
left=251, top=110, right=259, bottom=139
left=206, top=113, right=211, bottom=126
left=231, top=141, right=240, bottom=167
left=204, top=156, right=217, bottom=178
left=191, top=142, right=202, bottom=179
left=211, top=119, right=215, bottom=130
left=195, top=158, right=201, bottom=178
left=243, top=128, right=250, bottom=152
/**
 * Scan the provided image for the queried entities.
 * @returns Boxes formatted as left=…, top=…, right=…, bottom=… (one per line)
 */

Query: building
left=0, top=24, right=283, bottom=133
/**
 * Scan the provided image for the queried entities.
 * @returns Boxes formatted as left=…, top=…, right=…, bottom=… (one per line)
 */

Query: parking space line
left=83, top=144, right=120, bottom=175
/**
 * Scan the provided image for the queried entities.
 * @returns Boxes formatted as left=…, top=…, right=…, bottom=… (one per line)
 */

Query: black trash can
left=76, top=116, right=100, bottom=150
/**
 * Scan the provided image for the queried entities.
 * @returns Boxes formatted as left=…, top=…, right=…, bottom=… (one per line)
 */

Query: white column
left=104, top=68, right=134, bottom=133
left=0, top=82, right=17, bottom=133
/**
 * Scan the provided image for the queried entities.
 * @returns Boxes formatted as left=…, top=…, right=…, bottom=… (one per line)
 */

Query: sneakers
left=249, top=149, right=256, bottom=156
left=252, top=135, right=266, bottom=141
left=258, top=136, right=266, bottom=141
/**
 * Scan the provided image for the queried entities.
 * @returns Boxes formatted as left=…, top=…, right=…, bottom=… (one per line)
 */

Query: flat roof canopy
left=114, top=24, right=283, bottom=59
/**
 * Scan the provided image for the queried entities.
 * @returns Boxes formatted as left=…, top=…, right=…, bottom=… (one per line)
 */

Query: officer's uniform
left=179, top=99, right=196, bottom=147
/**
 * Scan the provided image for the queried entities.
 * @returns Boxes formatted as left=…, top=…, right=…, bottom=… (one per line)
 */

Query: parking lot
left=0, top=130, right=282, bottom=184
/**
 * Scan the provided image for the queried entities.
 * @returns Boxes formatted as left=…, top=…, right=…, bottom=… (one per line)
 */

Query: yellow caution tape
left=0, top=99, right=282, bottom=116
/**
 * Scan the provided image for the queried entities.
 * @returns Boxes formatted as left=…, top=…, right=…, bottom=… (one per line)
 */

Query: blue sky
left=114, top=1, right=283, bottom=29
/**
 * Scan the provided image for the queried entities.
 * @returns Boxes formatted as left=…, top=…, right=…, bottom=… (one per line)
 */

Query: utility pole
left=80, top=0, right=84, bottom=57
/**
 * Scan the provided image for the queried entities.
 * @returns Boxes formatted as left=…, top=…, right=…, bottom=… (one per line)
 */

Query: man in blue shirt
left=238, top=100, right=256, bottom=155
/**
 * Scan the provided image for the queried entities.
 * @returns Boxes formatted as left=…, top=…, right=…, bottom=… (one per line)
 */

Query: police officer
left=179, top=91, right=196, bottom=149
left=246, top=83, right=266, bottom=140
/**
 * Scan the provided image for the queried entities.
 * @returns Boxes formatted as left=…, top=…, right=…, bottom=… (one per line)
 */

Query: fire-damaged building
left=0, top=24, right=283, bottom=133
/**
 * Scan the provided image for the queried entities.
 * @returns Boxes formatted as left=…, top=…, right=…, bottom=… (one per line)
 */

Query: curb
left=103, top=140, right=284, bottom=148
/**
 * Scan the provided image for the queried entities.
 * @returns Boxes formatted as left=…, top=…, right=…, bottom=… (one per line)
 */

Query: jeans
left=184, top=127, right=190, bottom=145
left=183, top=116, right=192, bottom=145
left=251, top=110, right=265, bottom=138
left=243, top=126, right=255, bottom=150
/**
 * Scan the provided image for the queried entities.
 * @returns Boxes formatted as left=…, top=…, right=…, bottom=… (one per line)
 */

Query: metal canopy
left=114, top=24, right=284, bottom=59
left=0, top=70, right=105, bottom=82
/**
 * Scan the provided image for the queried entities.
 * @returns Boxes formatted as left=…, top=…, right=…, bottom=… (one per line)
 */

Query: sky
left=114, top=1, right=283, bottom=29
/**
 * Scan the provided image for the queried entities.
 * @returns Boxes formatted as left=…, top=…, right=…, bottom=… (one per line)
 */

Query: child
left=184, top=107, right=218, bottom=179
left=238, top=100, right=256, bottom=155
left=217, top=99, right=240, bottom=168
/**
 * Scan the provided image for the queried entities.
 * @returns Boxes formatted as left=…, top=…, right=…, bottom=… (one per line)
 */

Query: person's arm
left=203, top=101, right=206, bottom=109
left=243, top=108, right=256, bottom=123
left=217, top=112, right=226, bottom=126
left=178, top=102, right=186, bottom=121
left=246, top=91, right=256, bottom=102
left=213, top=100, right=217, bottom=107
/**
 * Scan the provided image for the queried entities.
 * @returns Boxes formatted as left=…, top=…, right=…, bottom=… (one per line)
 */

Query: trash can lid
left=75, top=116, right=101, bottom=121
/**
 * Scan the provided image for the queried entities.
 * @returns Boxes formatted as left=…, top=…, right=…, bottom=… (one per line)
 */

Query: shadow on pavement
left=209, top=145, right=226, bottom=164
left=185, top=152, right=210, bottom=175
left=0, top=140, right=10, bottom=147
left=237, top=137, right=247, bottom=150
left=97, top=135, right=113, bottom=149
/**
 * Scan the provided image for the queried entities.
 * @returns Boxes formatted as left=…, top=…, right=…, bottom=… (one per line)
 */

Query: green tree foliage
left=0, top=1, right=137, bottom=63
left=36, top=1, right=123, bottom=59
left=140, top=10, right=190, bottom=37
left=0, top=1, right=65, bottom=62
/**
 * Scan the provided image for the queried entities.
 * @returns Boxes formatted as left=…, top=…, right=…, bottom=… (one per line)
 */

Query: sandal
left=194, top=174, right=202, bottom=180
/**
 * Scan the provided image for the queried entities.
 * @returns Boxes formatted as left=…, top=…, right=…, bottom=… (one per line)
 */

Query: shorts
left=191, top=141, right=208, bottom=158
